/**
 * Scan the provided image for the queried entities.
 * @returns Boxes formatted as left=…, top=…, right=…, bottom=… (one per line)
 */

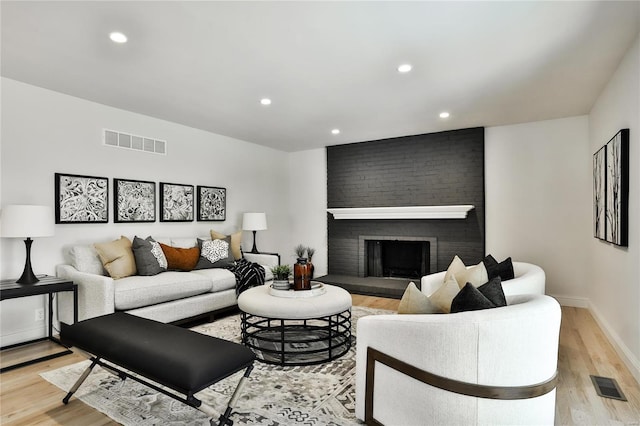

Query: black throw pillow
left=194, top=237, right=236, bottom=269
left=451, top=283, right=496, bottom=313
left=131, top=236, right=167, bottom=276
left=477, top=276, right=507, bottom=307
left=483, top=255, right=515, bottom=281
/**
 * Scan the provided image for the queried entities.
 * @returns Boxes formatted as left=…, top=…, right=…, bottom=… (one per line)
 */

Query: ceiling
left=2, top=1, right=639, bottom=152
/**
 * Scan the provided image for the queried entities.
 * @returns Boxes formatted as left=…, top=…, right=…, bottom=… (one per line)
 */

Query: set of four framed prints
left=54, top=173, right=226, bottom=224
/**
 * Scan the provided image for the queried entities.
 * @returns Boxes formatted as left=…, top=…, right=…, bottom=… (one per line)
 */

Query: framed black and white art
left=160, top=182, right=194, bottom=222
left=593, top=129, right=629, bottom=247
left=605, top=129, right=629, bottom=246
left=114, top=178, right=156, bottom=223
left=197, top=186, right=226, bottom=221
left=593, top=146, right=606, bottom=240
left=55, top=173, right=109, bottom=224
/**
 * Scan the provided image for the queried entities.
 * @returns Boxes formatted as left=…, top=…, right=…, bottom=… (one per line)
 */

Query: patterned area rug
left=41, top=306, right=392, bottom=425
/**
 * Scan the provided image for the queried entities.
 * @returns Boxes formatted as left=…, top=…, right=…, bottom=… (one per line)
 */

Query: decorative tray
left=269, top=281, right=326, bottom=298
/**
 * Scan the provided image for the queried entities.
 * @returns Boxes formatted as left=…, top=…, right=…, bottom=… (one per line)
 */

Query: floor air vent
left=590, top=375, right=627, bottom=401
left=104, top=129, right=166, bottom=155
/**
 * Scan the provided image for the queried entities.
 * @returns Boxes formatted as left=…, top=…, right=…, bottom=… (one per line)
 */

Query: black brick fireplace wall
left=327, top=127, right=485, bottom=276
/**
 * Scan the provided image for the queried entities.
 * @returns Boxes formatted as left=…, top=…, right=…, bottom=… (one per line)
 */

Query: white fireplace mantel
left=327, top=205, right=475, bottom=220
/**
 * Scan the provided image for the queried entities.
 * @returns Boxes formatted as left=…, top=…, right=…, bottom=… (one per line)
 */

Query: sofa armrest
left=56, top=264, right=116, bottom=322
left=243, top=252, right=280, bottom=268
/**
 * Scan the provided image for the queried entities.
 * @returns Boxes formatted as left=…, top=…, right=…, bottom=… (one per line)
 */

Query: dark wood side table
left=0, top=275, right=78, bottom=373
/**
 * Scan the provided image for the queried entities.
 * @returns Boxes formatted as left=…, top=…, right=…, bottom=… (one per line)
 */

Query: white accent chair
left=355, top=293, right=561, bottom=425
left=421, top=261, right=546, bottom=297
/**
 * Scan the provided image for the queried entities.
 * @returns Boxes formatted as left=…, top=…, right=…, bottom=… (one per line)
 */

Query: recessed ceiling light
left=331, top=129, right=340, bottom=135
left=109, top=32, right=128, bottom=43
left=439, top=112, right=450, bottom=119
left=260, top=98, right=272, bottom=106
left=397, top=64, right=412, bottom=73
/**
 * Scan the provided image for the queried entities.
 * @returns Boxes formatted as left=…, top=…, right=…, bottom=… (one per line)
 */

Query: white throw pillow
left=455, top=262, right=488, bottom=289
left=398, top=282, right=442, bottom=314
left=428, top=276, right=461, bottom=314
left=67, top=245, right=105, bottom=276
left=444, top=255, right=466, bottom=283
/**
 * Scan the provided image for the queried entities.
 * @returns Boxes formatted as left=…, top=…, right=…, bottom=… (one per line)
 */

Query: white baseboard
left=1, top=326, right=46, bottom=347
left=549, top=294, right=589, bottom=308
left=588, top=301, right=640, bottom=385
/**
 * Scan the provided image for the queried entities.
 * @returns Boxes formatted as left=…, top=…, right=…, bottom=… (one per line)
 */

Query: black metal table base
left=241, top=309, right=351, bottom=366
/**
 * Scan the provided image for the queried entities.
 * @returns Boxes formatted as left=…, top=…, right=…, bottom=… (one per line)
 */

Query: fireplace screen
left=366, top=240, right=429, bottom=279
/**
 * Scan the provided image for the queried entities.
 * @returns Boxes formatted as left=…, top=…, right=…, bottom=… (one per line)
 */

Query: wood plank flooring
left=1, top=297, right=639, bottom=425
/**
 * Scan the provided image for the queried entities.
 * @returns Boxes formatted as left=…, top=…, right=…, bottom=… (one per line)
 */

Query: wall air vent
left=103, top=129, right=167, bottom=155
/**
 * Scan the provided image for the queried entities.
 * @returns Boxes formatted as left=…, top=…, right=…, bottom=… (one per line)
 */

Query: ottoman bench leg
left=62, top=357, right=100, bottom=404
left=63, top=356, right=253, bottom=426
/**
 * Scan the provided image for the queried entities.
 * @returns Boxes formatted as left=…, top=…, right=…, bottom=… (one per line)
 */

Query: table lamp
left=242, top=212, right=267, bottom=254
left=1, top=205, right=55, bottom=284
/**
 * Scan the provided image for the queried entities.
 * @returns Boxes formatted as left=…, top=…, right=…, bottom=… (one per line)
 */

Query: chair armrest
left=56, top=264, right=115, bottom=322
left=243, top=252, right=280, bottom=268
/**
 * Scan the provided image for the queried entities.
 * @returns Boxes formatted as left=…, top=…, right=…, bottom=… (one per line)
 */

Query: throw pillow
left=132, top=236, right=168, bottom=276
left=443, top=255, right=466, bottom=283
left=454, top=262, right=489, bottom=289
left=159, top=243, right=200, bottom=271
left=94, top=236, right=137, bottom=279
left=450, top=283, right=496, bottom=313
left=443, top=255, right=489, bottom=288
left=194, top=237, right=235, bottom=269
left=477, top=276, right=507, bottom=307
left=210, top=229, right=242, bottom=260
left=483, top=255, right=515, bottom=281
left=428, top=276, right=461, bottom=314
left=398, top=282, right=442, bottom=314
left=66, top=245, right=105, bottom=275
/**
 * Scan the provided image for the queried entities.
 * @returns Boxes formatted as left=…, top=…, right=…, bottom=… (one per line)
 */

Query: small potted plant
left=270, top=265, right=292, bottom=290
left=306, top=246, right=315, bottom=279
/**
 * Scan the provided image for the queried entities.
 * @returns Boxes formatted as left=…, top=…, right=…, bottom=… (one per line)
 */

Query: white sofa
left=421, top=261, right=546, bottom=297
left=355, top=293, right=561, bottom=425
left=56, top=236, right=277, bottom=325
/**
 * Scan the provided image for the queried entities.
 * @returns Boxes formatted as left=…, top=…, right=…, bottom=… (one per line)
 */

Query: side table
left=0, top=275, right=78, bottom=373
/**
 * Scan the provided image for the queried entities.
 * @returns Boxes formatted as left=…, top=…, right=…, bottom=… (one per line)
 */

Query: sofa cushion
left=132, top=236, right=168, bottom=276
left=160, top=243, right=200, bottom=271
left=190, top=268, right=237, bottom=292
left=210, top=229, right=242, bottom=260
left=94, top=236, right=137, bottom=279
left=66, top=245, right=106, bottom=276
left=113, top=271, right=212, bottom=310
left=483, top=255, right=515, bottom=281
left=194, top=238, right=235, bottom=269
left=398, top=282, right=441, bottom=314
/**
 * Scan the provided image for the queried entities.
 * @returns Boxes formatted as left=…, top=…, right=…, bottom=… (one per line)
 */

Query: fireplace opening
left=366, top=240, right=429, bottom=279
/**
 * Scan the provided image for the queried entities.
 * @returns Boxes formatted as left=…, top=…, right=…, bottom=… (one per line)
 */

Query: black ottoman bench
left=60, top=312, right=255, bottom=426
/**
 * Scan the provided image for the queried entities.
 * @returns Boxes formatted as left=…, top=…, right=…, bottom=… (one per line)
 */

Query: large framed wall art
left=160, top=182, right=194, bottom=222
left=593, top=129, right=629, bottom=247
left=114, top=178, right=156, bottom=223
left=197, top=186, right=226, bottom=221
left=55, top=173, right=109, bottom=224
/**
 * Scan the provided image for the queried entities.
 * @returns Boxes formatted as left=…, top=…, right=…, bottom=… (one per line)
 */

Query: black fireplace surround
left=327, top=128, right=485, bottom=279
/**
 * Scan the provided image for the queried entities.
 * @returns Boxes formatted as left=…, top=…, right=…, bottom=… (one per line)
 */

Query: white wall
left=588, top=34, right=640, bottom=382
left=286, top=148, right=328, bottom=276
left=0, top=78, right=290, bottom=344
left=485, top=116, right=592, bottom=305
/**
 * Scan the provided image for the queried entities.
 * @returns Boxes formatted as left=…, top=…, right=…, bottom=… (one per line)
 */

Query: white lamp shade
left=1, top=205, right=55, bottom=238
left=242, top=212, right=267, bottom=231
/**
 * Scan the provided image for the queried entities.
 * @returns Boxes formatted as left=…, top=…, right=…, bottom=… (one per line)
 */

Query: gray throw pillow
left=194, top=237, right=235, bottom=269
left=132, top=236, right=168, bottom=276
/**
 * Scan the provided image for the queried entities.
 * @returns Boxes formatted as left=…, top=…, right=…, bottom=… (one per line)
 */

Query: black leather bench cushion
left=61, top=312, right=255, bottom=395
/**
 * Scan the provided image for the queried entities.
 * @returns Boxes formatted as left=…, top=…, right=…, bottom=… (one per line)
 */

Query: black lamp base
left=250, top=230, right=260, bottom=254
left=16, top=238, right=39, bottom=285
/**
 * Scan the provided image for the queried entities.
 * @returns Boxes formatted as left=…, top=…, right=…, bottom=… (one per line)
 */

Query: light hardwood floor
left=1, top=296, right=639, bottom=425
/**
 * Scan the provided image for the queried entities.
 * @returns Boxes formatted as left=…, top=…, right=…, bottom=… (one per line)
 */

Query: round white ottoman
left=237, top=283, right=352, bottom=366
